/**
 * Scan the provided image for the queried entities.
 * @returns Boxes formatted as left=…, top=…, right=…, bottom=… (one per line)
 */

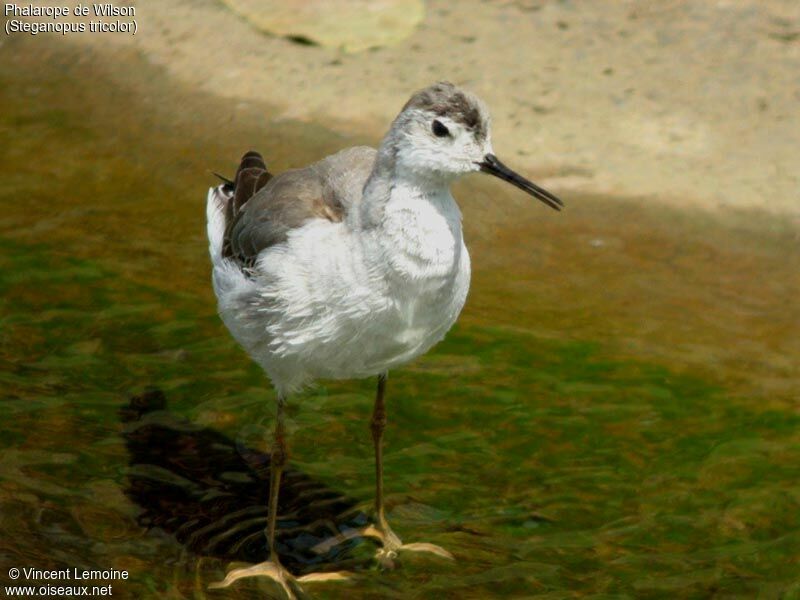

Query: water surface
left=1, top=36, right=799, bottom=598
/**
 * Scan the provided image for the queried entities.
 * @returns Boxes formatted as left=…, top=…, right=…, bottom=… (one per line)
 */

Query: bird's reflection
left=120, top=388, right=376, bottom=575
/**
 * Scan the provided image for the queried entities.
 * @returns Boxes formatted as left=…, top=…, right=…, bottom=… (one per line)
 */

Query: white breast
left=366, top=186, right=471, bottom=366
left=381, top=189, right=463, bottom=280
left=212, top=187, right=470, bottom=395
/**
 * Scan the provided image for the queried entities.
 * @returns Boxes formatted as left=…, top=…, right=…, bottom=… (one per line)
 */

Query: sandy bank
left=12, top=0, right=800, bottom=215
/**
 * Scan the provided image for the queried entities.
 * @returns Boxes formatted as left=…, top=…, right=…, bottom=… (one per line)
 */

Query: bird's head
left=386, top=81, right=562, bottom=210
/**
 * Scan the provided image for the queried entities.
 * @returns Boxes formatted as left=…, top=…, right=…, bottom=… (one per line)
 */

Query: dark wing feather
left=221, top=152, right=274, bottom=262
left=220, top=150, right=356, bottom=268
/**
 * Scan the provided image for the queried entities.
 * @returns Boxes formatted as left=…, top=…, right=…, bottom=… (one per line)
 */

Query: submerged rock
left=219, top=0, right=424, bottom=53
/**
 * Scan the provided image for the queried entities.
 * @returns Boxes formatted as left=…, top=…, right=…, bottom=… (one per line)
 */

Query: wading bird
left=206, top=81, right=562, bottom=597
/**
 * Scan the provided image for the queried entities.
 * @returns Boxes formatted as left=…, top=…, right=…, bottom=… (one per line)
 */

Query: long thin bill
left=478, top=154, right=564, bottom=211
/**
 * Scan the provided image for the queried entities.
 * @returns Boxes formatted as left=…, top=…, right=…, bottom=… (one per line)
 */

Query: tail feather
left=223, top=151, right=273, bottom=261
left=206, top=150, right=272, bottom=264
left=206, top=185, right=231, bottom=263
left=212, top=171, right=235, bottom=189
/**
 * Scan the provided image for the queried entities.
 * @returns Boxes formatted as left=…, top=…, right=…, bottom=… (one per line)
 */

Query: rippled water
left=1, top=37, right=799, bottom=598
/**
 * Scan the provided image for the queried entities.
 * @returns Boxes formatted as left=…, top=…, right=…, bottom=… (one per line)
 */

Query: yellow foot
left=362, top=524, right=454, bottom=569
left=208, top=560, right=349, bottom=599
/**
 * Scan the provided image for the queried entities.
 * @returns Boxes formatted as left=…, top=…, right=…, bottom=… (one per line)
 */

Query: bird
left=205, top=81, right=563, bottom=597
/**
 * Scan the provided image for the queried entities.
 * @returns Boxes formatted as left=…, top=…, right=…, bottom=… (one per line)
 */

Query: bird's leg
left=370, top=373, right=401, bottom=554
left=268, top=395, right=288, bottom=564
left=210, top=395, right=347, bottom=598
left=366, top=373, right=454, bottom=568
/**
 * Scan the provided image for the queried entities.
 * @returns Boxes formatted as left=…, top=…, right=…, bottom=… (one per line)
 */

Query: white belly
left=359, top=237, right=471, bottom=375
left=369, top=189, right=471, bottom=370
left=212, top=188, right=470, bottom=395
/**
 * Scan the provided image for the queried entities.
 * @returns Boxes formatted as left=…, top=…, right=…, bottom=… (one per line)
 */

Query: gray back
left=223, top=147, right=376, bottom=267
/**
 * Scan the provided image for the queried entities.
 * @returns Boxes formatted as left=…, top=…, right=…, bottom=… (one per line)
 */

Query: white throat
left=375, top=173, right=463, bottom=283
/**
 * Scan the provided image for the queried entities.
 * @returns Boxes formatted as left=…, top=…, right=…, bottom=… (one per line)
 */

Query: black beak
left=478, top=154, right=563, bottom=211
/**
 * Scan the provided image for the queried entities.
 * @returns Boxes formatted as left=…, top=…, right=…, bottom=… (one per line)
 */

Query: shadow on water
left=120, top=388, right=375, bottom=576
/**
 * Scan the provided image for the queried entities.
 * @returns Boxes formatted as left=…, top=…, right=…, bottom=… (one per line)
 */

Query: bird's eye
left=432, top=119, right=450, bottom=138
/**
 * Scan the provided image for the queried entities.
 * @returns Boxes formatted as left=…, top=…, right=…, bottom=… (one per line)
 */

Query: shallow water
left=1, top=37, right=799, bottom=598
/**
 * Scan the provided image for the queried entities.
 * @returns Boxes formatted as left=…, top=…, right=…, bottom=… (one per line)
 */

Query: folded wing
left=220, top=147, right=376, bottom=268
